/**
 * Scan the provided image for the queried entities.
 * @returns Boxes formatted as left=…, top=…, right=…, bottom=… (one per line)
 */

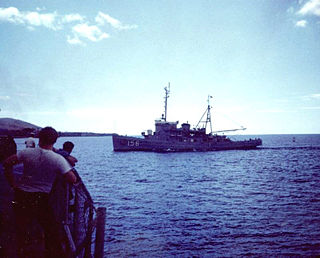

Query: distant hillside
left=0, top=118, right=41, bottom=137
left=0, top=118, right=113, bottom=137
left=0, top=118, right=41, bottom=131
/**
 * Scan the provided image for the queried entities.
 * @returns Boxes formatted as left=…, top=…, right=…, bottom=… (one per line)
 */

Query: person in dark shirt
left=56, top=141, right=78, bottom=167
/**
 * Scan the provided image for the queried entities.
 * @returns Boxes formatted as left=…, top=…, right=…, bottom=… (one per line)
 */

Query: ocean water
left=15, top=134, right=320, bottom=256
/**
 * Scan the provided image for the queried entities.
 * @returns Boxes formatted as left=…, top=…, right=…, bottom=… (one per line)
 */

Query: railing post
left=94, top=207, right=106, bottom=258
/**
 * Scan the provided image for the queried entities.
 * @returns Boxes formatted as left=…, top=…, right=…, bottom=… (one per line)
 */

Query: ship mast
left=162, top=83, right=170, bottom=122
left=196, top=95, right=246, bottom=134
left=206, top=95, right=213, bottom=134
left=196, top=95, right=213, bottom=134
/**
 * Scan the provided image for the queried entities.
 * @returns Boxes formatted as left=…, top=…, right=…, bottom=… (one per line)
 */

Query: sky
left=0, top=0, right=319, bottom=135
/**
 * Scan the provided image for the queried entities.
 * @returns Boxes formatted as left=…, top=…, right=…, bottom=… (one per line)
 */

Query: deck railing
left=0, top=165, right=106, bottom=258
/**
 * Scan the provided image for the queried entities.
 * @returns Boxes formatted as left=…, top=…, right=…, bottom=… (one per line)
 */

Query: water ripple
left=41, top=134, right=320, bottom=256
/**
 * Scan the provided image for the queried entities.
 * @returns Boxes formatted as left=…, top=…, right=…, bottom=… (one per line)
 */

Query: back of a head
left=63, top=141, right=74, bottom=153
left=25, top=137, right=36, bottom=148
left=39, top=127, right=58, bottom=146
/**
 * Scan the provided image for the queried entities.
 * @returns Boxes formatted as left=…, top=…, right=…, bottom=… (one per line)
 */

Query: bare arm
left=64, top=170, right=77, bottom=184
left=3, top=154, right=20, bottom=188
left=66, top=155, right=78, bottom=167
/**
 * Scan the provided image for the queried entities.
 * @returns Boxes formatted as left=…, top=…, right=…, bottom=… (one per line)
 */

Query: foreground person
left=3, top=127, right=77, bottom=258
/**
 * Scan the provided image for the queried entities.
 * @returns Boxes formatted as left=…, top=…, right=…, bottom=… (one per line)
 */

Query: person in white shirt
left=4, top=127, right=77, bottom=257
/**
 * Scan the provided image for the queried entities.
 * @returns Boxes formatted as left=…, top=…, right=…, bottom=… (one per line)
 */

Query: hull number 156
left=128, top=140, right=139, bottom=147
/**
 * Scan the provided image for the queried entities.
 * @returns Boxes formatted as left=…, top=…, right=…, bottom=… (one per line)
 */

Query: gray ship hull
left=112, top=84, right=262, bottom=152
left=112, top=134, right=262, bottom=152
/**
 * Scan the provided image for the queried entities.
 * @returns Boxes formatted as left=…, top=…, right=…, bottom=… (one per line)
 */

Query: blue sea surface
left=15, top=134, right=320, bottom=256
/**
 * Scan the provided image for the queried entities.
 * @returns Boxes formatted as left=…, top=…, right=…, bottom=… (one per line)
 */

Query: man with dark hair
left=56, top=141, right=78, bottom=167
left=63, top=141, right=74, bottom=153
left=3, top=126, right=77, bottom=257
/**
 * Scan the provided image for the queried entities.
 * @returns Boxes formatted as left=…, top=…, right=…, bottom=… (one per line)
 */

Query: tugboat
left=112, top=84, right=262, bottom=152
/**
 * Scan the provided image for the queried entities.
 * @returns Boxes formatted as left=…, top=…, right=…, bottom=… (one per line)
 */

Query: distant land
left=0, top=118, right=114, bottom=138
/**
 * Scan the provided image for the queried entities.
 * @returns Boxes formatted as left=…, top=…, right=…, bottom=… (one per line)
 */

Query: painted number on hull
left=128, top=140, right=139, bottom=147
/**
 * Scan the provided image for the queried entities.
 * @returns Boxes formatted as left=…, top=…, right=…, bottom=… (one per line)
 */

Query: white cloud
left=95, top=12, right=137, bottom=30
left=295, top=19, right=308, bottom=27
left=301, top=93, right=320, bottom=101
left=0, top=7, right=23, bottom=23
left=0, top=95, right=10, bottom=100
left=36, top=7, right=46, bottom=12
left=298, top=0, right=320, bottom=16
left=27, top=26, right=35, bottom=31
left=70, top=23, right=109, bottom=42
left=0, top=7, right=86, bottom=30
left=25, top=11, right=58, bottom=30
left=62, top=13, right=85, bottom=23
left=0, top=7, right=137, bottom=45
left=0, top=7, right=59, bottom=30
left=309, top=93, right=320, bottom=99
left=67, top=35, right=84, bottom=45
